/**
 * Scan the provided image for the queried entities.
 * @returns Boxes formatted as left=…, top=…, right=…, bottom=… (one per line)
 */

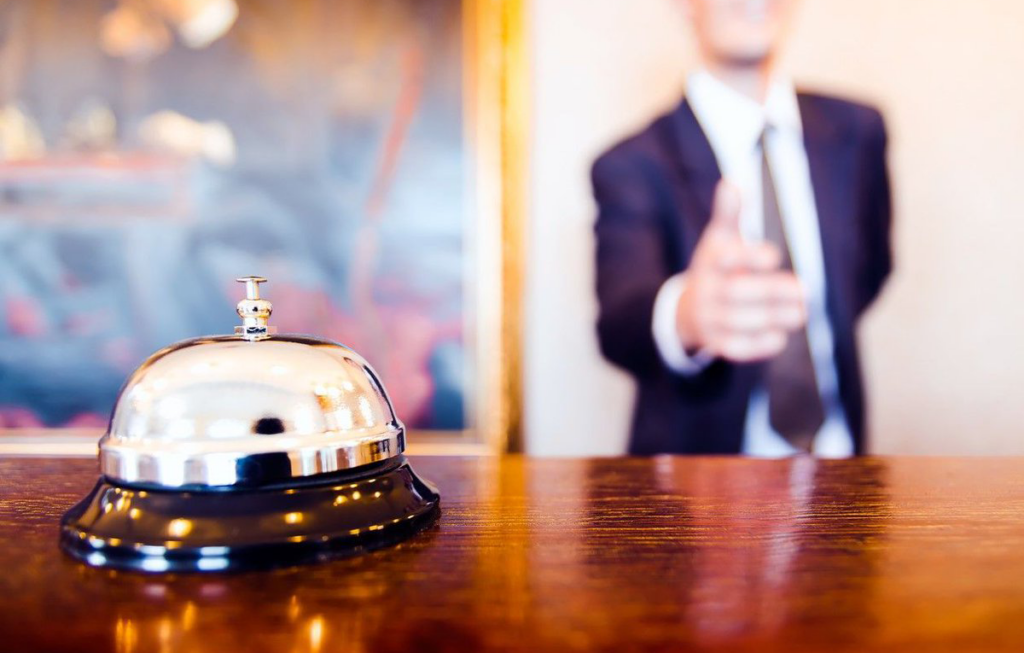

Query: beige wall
left=524, top=0, right=1024, bottom=455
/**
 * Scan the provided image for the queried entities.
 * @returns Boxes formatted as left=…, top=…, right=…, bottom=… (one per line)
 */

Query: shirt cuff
left=651, top=273, right=714, bottom=376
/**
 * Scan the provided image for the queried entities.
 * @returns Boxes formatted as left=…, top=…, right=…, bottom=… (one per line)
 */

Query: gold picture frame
left=464, top=0, right=528, bottom=454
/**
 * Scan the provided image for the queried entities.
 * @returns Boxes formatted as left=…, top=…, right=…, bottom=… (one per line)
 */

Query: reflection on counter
left=11, top=455, right=1024, bottom=651
left=5, top=456, right=896, bottom=652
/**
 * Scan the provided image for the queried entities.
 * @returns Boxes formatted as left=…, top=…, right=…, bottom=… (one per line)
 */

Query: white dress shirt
left=651, top=70, right=853, bottom=457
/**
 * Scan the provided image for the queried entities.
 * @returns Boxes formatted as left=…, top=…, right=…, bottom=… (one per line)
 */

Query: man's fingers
left=719, top=272, right=805, bottom=304
left=709, top=331, right=788, bottom=363
left=708, top=239, right=783, bottom=274
left=713, top=238, right=746, bottom=271
left=699, top=180, right=783, bottom=275
left=708, top=304, right=806, bottom=333
left=740, top=242, right=782, bottom=272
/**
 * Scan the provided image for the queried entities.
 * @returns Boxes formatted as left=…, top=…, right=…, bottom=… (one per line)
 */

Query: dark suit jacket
left=592, top=93, right=892, bottom=455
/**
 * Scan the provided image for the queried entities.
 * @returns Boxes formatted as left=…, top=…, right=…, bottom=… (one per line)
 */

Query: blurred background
left=0, top=0, right=471, bottom=435
left=2, top=0, right=1024, bottom=455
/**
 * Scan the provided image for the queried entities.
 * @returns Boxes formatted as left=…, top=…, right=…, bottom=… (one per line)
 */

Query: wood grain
left=3, top=455, right=1024, bottom=652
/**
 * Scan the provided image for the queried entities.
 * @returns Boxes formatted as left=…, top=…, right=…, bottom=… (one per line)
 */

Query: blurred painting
left=0, top=0, right=473, bottom=431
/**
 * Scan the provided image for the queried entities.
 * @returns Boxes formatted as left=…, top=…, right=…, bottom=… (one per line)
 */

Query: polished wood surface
left=3, top=455, right=1024, bottom=652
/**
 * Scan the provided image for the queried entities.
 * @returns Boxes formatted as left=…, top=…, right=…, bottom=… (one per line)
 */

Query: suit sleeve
left=592, top=150, right=674, bottom=379
left=859, top=110, right=893, bottom=314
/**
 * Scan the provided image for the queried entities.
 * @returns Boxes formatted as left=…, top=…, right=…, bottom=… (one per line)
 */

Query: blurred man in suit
left=593, top=0, right=891, bottom=455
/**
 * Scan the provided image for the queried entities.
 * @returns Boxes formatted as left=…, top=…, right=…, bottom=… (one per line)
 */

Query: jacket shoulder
left=591, top=108, right=680, bottom=183
left=797, top=91, right=886, bottom=139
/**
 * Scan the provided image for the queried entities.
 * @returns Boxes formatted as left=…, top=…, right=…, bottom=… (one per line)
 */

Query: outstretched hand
left=675, top=181, right=807, bottom=362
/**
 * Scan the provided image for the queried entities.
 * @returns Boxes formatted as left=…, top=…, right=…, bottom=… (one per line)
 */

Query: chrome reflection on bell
left=59, top=277, right=440, bottom=573
left=101, top=275, right=404, bottom=488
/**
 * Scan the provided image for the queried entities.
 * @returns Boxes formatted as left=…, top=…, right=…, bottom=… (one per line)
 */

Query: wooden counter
left=3, top=455, right=1024, bottom=652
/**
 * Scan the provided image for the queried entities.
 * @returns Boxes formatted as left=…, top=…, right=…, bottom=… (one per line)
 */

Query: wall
left=525, top=0, right=1024, bottom=455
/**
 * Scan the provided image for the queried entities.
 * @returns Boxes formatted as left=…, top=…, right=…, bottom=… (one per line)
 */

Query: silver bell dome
left=99, top=277, right=405, bottom=488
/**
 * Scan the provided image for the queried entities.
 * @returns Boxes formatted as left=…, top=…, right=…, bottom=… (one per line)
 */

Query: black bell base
left=59, top=456, right=439, bottom=573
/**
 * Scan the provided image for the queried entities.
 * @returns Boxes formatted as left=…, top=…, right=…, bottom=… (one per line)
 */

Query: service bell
left=59, top=277, right=440, bottom=572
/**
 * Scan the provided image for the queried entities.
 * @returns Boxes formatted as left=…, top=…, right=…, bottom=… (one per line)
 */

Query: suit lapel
left=666, top=99, right=722, bottom=263
left=799, top=94, right=858, bottom=329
